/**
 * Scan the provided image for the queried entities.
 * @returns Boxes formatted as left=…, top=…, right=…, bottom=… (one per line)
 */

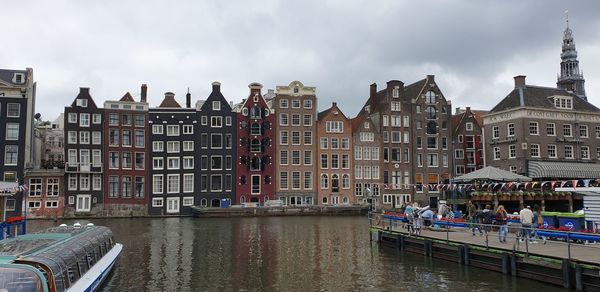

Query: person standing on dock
left=495, top=205, right=508, bottom=243
left=404, top=202, right=415, bottom=233
left=467, top=201, right=482, bottom=236
left=519, top=206, right=534, bottom=243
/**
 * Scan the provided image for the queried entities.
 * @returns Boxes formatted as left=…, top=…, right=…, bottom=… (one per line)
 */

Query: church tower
left=557, top=12, right=587, bottom=100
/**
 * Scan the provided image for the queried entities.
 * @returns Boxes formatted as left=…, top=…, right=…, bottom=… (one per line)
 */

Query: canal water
left=28, top=216, right=566, bottom=291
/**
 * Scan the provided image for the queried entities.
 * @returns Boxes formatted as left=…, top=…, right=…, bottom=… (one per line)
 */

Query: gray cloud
left=3, top=0, right=600, bottom=120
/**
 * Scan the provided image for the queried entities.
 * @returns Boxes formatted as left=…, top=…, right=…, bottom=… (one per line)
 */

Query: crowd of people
left=397, top=201, right=547, bottom=244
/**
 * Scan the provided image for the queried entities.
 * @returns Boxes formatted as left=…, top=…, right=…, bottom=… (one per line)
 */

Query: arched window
left=251, top=123, right=261, bottom=135
left=322, top=197, right=328, bottom=204
left=320, top=174, right=328, bottom=189
left=201, top=198, right=207, bottom=207
left=426, top=91, right=436, bottom=103
left=250, top=139, right=261, bottom=152
left=425, top=106, right=437, bottom=120
left=342, top=197, right=349, bottom=204
left=250, top=106, right=261, bottom=119
left=250, top=156, right=261, bottom=171
left=331, top=174, right=339, bottom=192
left=342, top=174, right=350, bottom=189
left=240, top=196, right=246, bottom=203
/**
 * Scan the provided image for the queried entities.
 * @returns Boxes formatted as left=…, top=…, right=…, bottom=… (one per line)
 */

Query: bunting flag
left=584, top=179, right=592, bottom=187
left=572, top=180, right=578, bottom=189
left=560, top=181, right=569, bottom=187
left=0, top=184, right=28, bottom=194
left=550, top=181, right=557, bottom=189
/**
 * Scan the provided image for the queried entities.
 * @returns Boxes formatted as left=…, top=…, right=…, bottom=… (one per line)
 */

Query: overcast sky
left=3, top=1, right=600, bottom=120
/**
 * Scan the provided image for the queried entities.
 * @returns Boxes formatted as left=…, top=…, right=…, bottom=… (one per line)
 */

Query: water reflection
left=27, top=217, right=564, bottom=292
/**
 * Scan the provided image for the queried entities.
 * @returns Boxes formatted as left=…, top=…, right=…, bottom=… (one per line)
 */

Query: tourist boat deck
left=0, top=224, right=122, bottom=292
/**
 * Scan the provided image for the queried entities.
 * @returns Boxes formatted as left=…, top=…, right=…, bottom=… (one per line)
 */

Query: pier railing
left=369, top=212, right=600, bottom=262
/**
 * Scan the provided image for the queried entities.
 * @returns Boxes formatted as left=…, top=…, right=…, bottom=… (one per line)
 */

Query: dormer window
left=13, top=73, right=24, bottom=84
left=554, top=96, right=573, bottom=109
left=392, top=86, right=399, bottom=98
left=294, top=87, right=299, bottom=94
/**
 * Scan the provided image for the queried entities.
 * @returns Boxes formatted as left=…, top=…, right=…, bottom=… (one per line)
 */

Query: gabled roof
left=452, top=108, right=488, bottom=130
left=119, top=92, right=135, bottom=102
left=403, top=78, right=428, bottom=100
left=351, top=115, right=365, bottom=132
left=0, top=69, right=28, bottom=87
left=489, top=85, right=600, bottom=113
left=69, top=88, right=99, bottom=109
left=318, top=103, right=349, bottom=121
left=454, top=166, right=531, bottom=182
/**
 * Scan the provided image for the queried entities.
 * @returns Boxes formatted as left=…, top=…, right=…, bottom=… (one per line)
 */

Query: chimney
left=455, top=107, right=461, bottom=115
left=370, top=83, right=377, bottom=99
left=514, top=75, right=526, bottom=89
left=141, top=84, right=147, bottom=103
left=466, top=106, right=471, bottom=112
left=186, top=88, right=191, bottom=108
left=248, top=82, right=263, bottom=96
left=212, top=81, right=221, bottom=92
left=332, top=102, right=337, bottom=108
left=79, top=87, right=90, bottom=94
left=427, top=75, right=435, bottom=82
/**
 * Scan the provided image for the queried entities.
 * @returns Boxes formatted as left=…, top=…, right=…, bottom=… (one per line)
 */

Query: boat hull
left=67, top=243, right=123, bottom=292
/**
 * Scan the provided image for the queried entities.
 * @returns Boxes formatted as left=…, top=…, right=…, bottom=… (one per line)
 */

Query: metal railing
left=369, top=212, right=600, bottom=261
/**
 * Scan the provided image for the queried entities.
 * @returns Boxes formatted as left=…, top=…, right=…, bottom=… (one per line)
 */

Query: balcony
left=65, top=162, right=103, bottom=173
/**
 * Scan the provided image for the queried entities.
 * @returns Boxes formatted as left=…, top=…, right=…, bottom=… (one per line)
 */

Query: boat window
left=67, top=264, right=80, bottom=285
left=0, top=267, right=44, bottom=292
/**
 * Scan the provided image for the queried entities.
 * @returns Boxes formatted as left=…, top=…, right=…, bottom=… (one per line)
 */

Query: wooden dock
left=371, top=217, right=600, bottom=291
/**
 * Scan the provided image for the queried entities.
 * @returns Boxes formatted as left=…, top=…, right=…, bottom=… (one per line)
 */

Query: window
left=319, top=137, right=328, bottom=149
left=303, top=131, right=312, bottom=145
left=29, top=178, right=42, bottom=197
left=455, top=149, right=464, bottom=159
left=122, top=152, right=132, bottom=169
left=564, top=124, right=572, bottom=137
left=135, top=130, right=144, bottom=147
left=68, top=174, right=77, bottom=190
left=152, top=141, right=163, bottom=152
left=211, top=116, right=222, bottom=127
left=183, top=197, right=194, bottom=206
left=122, top=176, right=132, bottom=198
left=493, top=147, right=500, bottom=160
left=92, top=131, right=101, bottom=144
left=211, top=156, right=222, bottom=170
left=167, top=125, right=180, bottom=136
left=201, top=134, right=208, bottom=148
left=134, top=115, right=144, bottom=127
left=167, top=174, right=180, bottom=193
left=135, top=153, right=144, bottom=169
left=122, top=130, right=131, bottom=146
left=427, top=154, right=438, bottom=167
left=529, top=122, right=538, bottom=135
left=291, top=131, right=300, bottom=145
left=212, top=101, right=221, bottom=110
left=68, top=113, right=77, bottom=123
left=303, top=114, right=312, bottom=126
left=201, top=116, right=207, bottom=125
left=135, top=177, right=144, bottom=198
left=554, top=96, right=573, bottom=109
left=291, top=172, right=301, bottom=190
left=183, top=174, right=194, bottom=193
left=548, top=144, right=557, bottom=158
left=425, top=91, right=436, bottom=103
left=153, top=175, right=164, bottom=194
left=47, top=178, right=59, bottom=196
left=92, top=150, right=101, bottom=166
left=492, top=126, right=499, bottom=139
left=391, top=101, right=401, bottom=111
left=167, top=157, right=180, bottom=169
left=183, top=141, right=194, bottom=151
left=466, top=122, right=473, bottom=131
left=291, top=100, right=300, bottom=108
left=109, top=152, right=119, bottom=169
left=109, top=129, right=119, bottom=146
left=109, top=113, right=119, bottom=126
left=509, top=144, right=516, bottom=158
left=304, top=150, right=312, bottom=165
left=167, top=141, right=180, bottom=153
left=153, top=157, right=163, bottom=170
left=7, top=103, right=20, bottom=117
left=530, top=144, right=540, bottom=157
left=152, top=198, right=164, bottom=207
left=122, top=114, right=131, bottom=126
left=565, top=145, right=574, bottom=159
left=507, top=123, right=515, bottom=136
left=291, top=151, right=300, bottom=165
left=280, top=172, right=288, bottom=189
left=279, top=131, right=289, bottom=145
left=580, top=125, right=589, bottom=138
left=291, top=114, right=300, bottom=126
left=5, top=123, right=19, bottom=140
left=80, top=174, right=90, bottom=190
left=596, top=126, right=600, bottom=138
left=325, top=121, right=343, bottom=133
left=547, top=123, right=556, bottom=136
left=152, top=125, right=163, bottom=134
left=76, top=195, right=91, bottom=212
left=225, top=116, right=232, bottom=126
left=280, top=99, right=288, bottom=108
left=251, top=175, right=261, bottom=194
left=320, top=174, right=329, bottom=189
left=582, top=146, right=590, bottom=159
left=182, top=156, right=194, bottom=169
left=331, top=138, right=339, bottom=149
left=46, top=201, right=59, bottom=208
left=4, top=145, right=18, bottom=165
left=391, top=116, right=401, bottom=126
left=303, top=100, right=312, bottom=108
left=320, top=154, right=328, bottom=169
left=279, top=114, right=288, bottom=126
left=79, top=113, right=90, bottom=127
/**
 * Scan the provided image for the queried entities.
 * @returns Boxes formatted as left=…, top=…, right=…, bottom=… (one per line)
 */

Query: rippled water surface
left=28, top=217, right=565, bottom=292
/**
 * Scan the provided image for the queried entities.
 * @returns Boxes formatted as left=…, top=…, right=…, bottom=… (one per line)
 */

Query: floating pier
left=371, top=217, right=600, bottom=291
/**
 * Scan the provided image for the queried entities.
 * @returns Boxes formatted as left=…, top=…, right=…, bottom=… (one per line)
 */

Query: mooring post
left=501, top=253, right=510, bottom=275
left=510, top=253, right=517, bottom=276
left=457, top=245, right=464, bottom=264
left=463, top=244, right=470, bottom=265
left=575, top=264, right=583, bottom=291
left=567, top=231, right=572, bottom=261
left=562, top=259, right=572, bottom=289
left=399, top=234, right=405, bottom=250
left=446, top=226, right=449, bottom=243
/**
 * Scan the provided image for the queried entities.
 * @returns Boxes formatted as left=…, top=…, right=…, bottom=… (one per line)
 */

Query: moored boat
left=0, top=223, right=123, bottom=292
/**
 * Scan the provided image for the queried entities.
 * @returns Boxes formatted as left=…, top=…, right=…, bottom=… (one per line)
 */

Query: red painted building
left=234, top=83, right=275, bottom=205
left=102, top=86, right=150, bottom=216
left=452, top=107, right=487, bottom=176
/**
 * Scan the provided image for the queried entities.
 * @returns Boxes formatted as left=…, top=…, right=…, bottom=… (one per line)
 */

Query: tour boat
left=0, top=223, right=123, bottom=292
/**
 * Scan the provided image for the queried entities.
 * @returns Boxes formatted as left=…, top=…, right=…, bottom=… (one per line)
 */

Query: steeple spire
left=557, top=11, right=586, bottom=101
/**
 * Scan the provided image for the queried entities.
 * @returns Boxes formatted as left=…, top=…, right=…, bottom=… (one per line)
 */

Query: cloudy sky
left=3, top=0, right=600, bottom=120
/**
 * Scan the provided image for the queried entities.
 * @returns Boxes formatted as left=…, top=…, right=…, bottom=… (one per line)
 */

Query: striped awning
left=528, top=161, right=600, bottom=179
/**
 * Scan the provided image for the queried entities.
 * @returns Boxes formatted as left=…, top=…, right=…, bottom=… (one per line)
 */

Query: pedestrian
left=421, top=208, right=435, bottom=228
left=467, top=201, right=482, bottom=235
left=519, top=205, right=534, bottom=243
left=404, top=202, right=414, bottom=233
left=495, top=205, right=508, bottom=243
left=480, top=204, right=494, bottom=233
left=532, top=205, right=546, bottom=244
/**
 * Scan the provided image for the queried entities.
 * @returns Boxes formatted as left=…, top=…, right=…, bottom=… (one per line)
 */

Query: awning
left=0, top=181, right=19, bottom=196
left=528, top=161, right=600, bottom=179
left=453, top=166, right=531, bottom=182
